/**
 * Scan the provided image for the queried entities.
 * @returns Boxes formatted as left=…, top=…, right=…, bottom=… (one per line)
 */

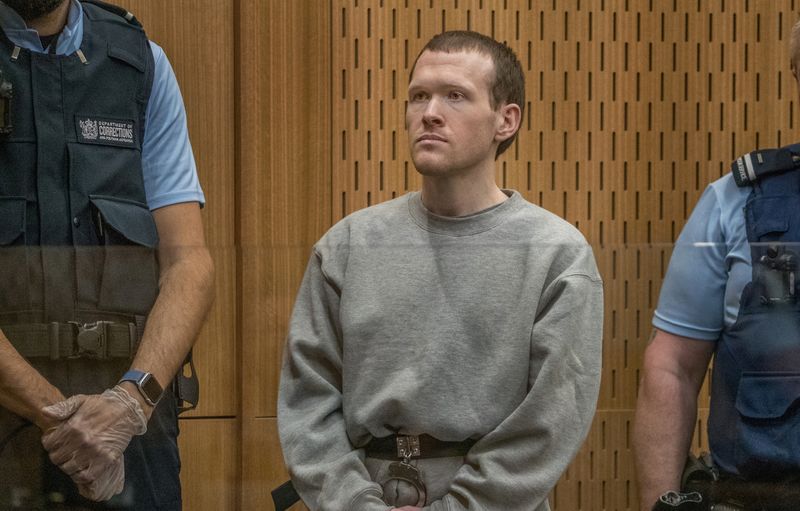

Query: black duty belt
left=685, top=475, right=800, bottom=511
left=365, top=434, right=476, bottom=460
left=2, top=321, right=139, bottom=360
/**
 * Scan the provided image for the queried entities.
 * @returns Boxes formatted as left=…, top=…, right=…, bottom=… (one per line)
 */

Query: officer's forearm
left=633, top=366, right=698, bottom=510
left=0, top=331, right=65, bottom=430
left=125, top=244, right=215, bottom=418
left=633, top=330, right=714, bottom=511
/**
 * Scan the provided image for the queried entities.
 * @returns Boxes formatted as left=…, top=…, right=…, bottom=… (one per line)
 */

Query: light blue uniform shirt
left=0, top=0, right=205, bottom=210
left=653, top=174, right=752, bottom=340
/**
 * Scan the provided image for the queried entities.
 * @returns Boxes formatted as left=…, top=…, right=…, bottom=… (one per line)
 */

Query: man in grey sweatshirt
left=278, top=31, right=603, bottom=511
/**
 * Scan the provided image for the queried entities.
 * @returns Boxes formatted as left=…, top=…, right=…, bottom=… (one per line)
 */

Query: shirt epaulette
left=80, top=0, right=142, bottom=28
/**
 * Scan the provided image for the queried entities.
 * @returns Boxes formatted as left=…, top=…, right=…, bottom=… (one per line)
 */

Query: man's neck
left=27, top=0, right=70, bottom=37
left=420, top=172, right=508, bottom=217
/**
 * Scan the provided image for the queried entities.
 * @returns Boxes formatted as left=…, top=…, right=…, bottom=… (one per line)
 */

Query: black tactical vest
left=710, top=143, right=800, bottom=478
left=0, top=1, right=158, bottom=327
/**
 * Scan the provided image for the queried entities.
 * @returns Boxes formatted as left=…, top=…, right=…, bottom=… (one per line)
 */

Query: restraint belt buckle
left=396, top=435, right=421, bottom=460
left=68, top=321, right=110, bottom=359
left=389, top=436, right=427, bottom=507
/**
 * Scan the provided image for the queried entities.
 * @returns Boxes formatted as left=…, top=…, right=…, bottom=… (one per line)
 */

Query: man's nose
left=422, top=97, right=444, bottom=127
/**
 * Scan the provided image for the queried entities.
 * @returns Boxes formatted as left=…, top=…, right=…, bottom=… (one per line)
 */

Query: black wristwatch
left=119, top=369, right=163, bottom=407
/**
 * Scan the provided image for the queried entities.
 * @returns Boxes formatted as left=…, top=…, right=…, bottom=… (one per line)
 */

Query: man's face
left=3, top=0, right=66, bottom=22
left=406, top=50, right=504, bottom=178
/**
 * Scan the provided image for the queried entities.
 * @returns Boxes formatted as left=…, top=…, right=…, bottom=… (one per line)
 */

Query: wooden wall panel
left=178, top=418, right=238, bottom=511
left=126, top=0, right=238, bottom=417
left=241, top=418, right=309, bottom=511
left=239, top=0, right=332, bottom=420
left=238, top=0, right=331, bottom=506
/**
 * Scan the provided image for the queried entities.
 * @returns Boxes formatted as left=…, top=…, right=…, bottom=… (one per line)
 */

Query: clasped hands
left=39, top=385, right=148, bottom=501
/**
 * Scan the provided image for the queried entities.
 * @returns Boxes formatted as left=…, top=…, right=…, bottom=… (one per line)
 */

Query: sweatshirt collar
left=407, top=189, right=524, bottom=236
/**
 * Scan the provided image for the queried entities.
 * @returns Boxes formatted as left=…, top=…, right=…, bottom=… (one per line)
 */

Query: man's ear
left=495, top=103, right=522, bottom=144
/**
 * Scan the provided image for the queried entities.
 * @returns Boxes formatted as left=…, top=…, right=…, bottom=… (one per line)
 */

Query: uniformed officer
left=0, top=0, right=214, bottom=509
left=634, top=18, right=800, bottom=511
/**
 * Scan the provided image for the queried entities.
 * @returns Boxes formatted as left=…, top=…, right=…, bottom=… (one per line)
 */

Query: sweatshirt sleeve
left=426, top=272, right=604, bottom=510
left=278, top=250, right=391, bottom=511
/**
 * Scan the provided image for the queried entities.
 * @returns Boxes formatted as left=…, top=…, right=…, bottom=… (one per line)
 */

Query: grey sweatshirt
left=278, top=190, right=604, bottom=510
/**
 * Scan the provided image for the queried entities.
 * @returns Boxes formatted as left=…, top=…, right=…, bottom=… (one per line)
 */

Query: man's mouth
left=416, top=134, right=447, bottom=143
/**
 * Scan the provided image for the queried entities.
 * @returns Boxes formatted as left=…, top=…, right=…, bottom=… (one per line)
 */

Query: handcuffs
left=384, top=435, right=427, bottom=507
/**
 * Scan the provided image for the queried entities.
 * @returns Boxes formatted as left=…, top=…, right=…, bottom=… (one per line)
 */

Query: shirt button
left=72, top=216, right=80, bottom=227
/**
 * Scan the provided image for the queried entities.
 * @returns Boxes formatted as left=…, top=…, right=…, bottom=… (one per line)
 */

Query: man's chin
left=4, top=0, right=65, bottom=22
left=411, top=155, right=450, bottom=176
left=413, top=164, right=451, bottom=177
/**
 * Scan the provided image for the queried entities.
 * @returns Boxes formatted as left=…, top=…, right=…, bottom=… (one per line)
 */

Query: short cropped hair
left=410, top=30, right=525, bottom=158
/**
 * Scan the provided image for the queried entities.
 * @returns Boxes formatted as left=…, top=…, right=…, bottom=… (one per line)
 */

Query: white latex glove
left=41, top=385, right=148, bottom=501
left=77, top=455, right=125, bottom=501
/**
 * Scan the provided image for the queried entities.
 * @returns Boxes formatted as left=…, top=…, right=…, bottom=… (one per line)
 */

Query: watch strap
left=119, top=369, right=163, bottom=406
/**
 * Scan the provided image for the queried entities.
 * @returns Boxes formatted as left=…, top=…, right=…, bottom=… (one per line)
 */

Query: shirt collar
left=0, top=0, right=83, bottom=55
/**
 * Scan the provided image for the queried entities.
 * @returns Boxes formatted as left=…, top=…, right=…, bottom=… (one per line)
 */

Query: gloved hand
left=75, top=454, right=125, bottom=501
left=40, top=385, right=148, bottom=501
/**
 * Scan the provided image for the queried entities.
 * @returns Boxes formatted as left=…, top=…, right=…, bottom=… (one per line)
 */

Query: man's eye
left=411, top=92, right=428, bottom=102
left=448, top=91, right=464, bottom=100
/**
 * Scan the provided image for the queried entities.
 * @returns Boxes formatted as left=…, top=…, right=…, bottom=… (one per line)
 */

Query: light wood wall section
left=239, top=1, right=330, bottom=509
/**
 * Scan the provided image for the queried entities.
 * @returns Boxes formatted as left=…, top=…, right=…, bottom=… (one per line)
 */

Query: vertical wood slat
left=239, top=1, right=331, bottom=509
left=241, top=417, right=309, bottom=511
left=178, top=418, right=239, bottom=511
left=239, top=0, right=332, bottom=420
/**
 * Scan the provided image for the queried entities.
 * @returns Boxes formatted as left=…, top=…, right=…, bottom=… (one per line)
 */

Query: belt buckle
left=396, top=435, right=421, bottom=459
left=69, top=321, right=109, bottom=359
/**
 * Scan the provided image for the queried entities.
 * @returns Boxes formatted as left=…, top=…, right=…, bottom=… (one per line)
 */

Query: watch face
left=140, top=374, right=163, bottom=403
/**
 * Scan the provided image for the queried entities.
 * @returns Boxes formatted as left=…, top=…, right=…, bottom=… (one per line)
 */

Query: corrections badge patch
left=76, top=116, right=137, bottom=148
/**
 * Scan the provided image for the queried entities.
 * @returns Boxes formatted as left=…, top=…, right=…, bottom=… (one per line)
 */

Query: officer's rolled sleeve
left=653, top=185, right=727, bottom=341
left=142, top=42, right=205, bottom=211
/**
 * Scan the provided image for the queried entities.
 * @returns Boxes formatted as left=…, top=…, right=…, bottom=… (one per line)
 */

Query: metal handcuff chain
left=386, top=450, right=428, bottom=507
